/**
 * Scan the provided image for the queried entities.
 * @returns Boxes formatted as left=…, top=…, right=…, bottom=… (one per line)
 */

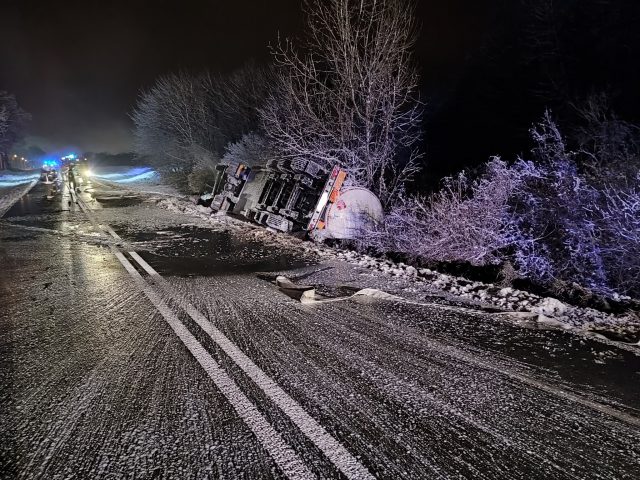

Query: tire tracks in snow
left=74, top=192, right=373, bottom=480
left=72, top=186, right=640, bottom=477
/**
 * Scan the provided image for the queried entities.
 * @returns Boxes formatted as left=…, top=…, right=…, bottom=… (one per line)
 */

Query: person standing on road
left=67, top=165, right=77, bottom=204
left=67, top=166, right=75, bottom=190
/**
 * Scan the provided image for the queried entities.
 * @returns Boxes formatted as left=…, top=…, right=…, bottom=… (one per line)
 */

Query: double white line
left=74, top=194, right=374, bottom=480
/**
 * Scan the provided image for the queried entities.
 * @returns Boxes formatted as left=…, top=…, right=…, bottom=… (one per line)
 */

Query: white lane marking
left=103, top=223, right=122, bottom=240
left=75, top=195, right=316, bottom=478
left=77, top=193, right=640, bottom=431
left=109, top=246, right=315, bottom=480
left=127, top=251, right=374, bottom=480
left=77, top=192, right=373, bottom=479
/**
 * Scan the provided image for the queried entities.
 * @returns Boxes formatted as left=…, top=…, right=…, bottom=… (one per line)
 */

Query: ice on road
left=1, top=180, right=639, bottom=479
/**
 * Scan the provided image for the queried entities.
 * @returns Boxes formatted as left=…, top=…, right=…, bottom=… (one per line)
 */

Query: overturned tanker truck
left=200, top=157, right=383, bottom=241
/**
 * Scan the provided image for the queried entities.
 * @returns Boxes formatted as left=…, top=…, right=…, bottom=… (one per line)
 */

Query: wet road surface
left=1, top=181, right=639, bottom=479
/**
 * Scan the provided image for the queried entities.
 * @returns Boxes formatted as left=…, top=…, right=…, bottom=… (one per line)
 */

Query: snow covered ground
left=145, top=195, right=640, bottom=347
left=18, top=163, right=634, bottom=348
left=0, top=170, right=40, bottom=187
left=3, top=174, right=639, bottom=478
left=88, top=166, right=183, bottom=197
left=0, top=171, right=38, bottom=217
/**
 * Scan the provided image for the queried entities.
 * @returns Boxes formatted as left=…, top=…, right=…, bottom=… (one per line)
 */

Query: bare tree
left=521, top=0, right=570, bottom=104
left=132, top=63, right=273, bottom=190
left=221, top=132, right=273, bottom=169
left=0, top=91, right=30, bottom=170
left=595, top=182, right=640, bottom=297
left=572, top=92, right=640, bottom=187
left=132, top=72, right=211, bottom=166
left=260, top=0, right=423, bottom=206
left=214, top=63, right=274, bottom=152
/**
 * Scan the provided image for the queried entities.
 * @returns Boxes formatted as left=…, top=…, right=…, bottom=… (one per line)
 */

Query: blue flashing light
left=41, top=159, right=60, bottom=169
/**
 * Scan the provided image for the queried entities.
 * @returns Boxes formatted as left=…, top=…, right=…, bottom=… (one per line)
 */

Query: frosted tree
left=573, top=92, right=640, bottom=188
left=132, top=63, right=272, bottom=190
left=509, top=112, right=608, bottom=292
left=595, top=182, right=640, bottom=296
left=367, top=158, right=525, bottom=265
left=572, top=94, right=640, bottom=296
left=132, top=72, right=212, bottom=172
left=221, top=132, right=273, bottom=170
left=0, top=91, right=30, bottom=170
left=260, top=0, right=423, bottom=206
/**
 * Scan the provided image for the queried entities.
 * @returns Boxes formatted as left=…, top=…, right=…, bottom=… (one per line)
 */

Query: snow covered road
left=1, top=181, right=639, bottom=479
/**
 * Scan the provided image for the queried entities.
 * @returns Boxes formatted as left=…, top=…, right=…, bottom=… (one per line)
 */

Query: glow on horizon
left=92, top=167, right=157, bottom=183
left=0, top=172, right=40, bottom=187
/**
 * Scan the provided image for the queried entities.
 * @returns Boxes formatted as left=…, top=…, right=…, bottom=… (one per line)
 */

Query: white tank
left=318, top=187, right=384, bottom=240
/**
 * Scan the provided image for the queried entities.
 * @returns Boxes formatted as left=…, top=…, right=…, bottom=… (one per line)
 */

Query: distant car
left=77, top=159, right=90, bottom=178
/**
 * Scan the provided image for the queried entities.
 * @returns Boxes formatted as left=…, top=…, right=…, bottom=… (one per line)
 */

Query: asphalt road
left=1, top=180, right=639, bottom=479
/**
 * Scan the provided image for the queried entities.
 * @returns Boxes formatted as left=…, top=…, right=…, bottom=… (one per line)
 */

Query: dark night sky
left=2, top=0, right=638, bottom=180
left=0, top=0, right=496, bottom=154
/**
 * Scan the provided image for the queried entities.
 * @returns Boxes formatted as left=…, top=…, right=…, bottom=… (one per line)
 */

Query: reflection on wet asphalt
left=0, top=235, right=279, bottom=479
left=128, top=226, right=316, bottom=277
left=1, top=182, right=639, bottom=479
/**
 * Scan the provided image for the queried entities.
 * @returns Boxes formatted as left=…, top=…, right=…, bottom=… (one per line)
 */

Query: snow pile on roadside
left=153, top=197, right=321, bottom=259
left=0, top=170, right=40, bottom=187
left=89, top=168, right=182, bottom=197
left=154, top=197, right=249, bottom=230
left=331, top=250, right=640, bottom=337
left=150, top=194, right=639, bottom=341
left=0, top=180, right=37, bottom=217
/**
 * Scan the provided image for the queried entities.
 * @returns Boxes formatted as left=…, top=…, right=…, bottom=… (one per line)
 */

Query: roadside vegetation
left=131, top=0, right=640, bottom=303
left=367, top=107, right=640, bottom=301
left=0, top=91, right=30, bottom=171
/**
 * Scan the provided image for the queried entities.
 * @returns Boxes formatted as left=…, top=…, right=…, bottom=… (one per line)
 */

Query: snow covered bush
left=595, top=184, right=640, bottom=296
left=366, top=110, right=640, bottom=299
left=221, top=133, right=272, bottom=170
left=571, top=96, right=640, bottom=296
left=511, top=111, right=640, bottom=297
left=368, top=157, right=523, bottom=265
left=187, top=154, right=221, bottom=194
left=509, top=112, right=608, bottom=293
